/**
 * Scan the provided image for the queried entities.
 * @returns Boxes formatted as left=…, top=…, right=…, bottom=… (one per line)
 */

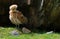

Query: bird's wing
left=16, top=11, right=28, bottom=24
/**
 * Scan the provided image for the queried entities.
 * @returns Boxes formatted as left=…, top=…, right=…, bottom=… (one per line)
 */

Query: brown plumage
left=9, top=4, right=28, bottom=28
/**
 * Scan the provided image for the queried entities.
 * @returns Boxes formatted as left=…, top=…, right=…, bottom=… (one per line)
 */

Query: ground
left=0, top=27, right=60, bottom=39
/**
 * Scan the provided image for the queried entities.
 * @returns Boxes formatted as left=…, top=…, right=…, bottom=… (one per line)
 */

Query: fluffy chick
left=9, top=4, right=28, bottom=28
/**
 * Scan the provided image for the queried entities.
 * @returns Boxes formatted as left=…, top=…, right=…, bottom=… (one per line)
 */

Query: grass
left=0, top=27, right=60, bottom=39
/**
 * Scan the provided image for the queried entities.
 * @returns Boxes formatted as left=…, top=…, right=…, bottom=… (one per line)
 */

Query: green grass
left=0, top=27, right=60, bottom=39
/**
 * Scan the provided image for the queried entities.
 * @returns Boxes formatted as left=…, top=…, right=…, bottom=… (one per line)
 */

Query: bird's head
left=9, top=4, right=18, bottom=10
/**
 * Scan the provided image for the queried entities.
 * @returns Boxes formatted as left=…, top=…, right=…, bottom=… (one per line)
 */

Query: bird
left=9, top=4, right=28, bottom=29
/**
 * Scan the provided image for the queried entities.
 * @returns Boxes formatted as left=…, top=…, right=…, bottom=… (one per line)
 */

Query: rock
left=46, top=31, right=53, bottom=34
left=10, top=30, right=20, bottom=36
left=22, top=27, right=31, bottom=33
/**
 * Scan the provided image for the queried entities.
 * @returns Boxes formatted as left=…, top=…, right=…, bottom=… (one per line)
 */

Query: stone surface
left=46, top=31, right=53, bottom=34
left=10, top=30, right=20, bottom=36
left=22, top=27, right=31, bottom=33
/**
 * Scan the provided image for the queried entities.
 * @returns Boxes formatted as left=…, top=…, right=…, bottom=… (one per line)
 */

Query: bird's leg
left=17, top=25, right=20, bottom=29
left=16, top=25, right=18, bottom=29
left=16, top=25, right=19, bottom=30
